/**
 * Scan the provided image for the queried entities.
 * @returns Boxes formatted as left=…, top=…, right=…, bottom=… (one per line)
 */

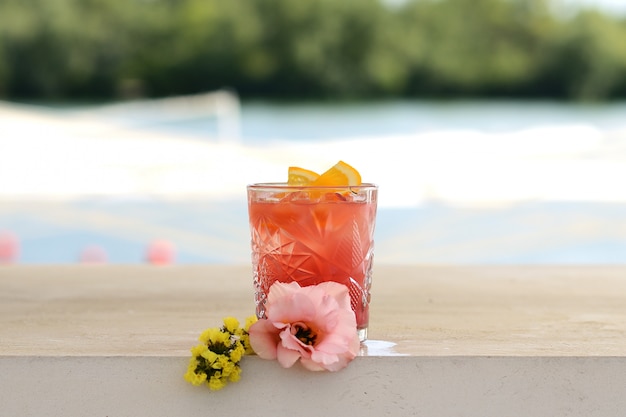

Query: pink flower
left=249, top=281, right=360, bottom=372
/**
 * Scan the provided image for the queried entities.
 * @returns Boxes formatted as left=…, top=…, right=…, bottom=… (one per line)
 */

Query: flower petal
left=266, top=281, right=301, bottom=305
left=269, top=291, right=317, bottom=324
left=248, top=319, right=280, bottom=360
left=251, top=280, right=360, bottom=372
left=279, top=326, right=313, bottom=357
left=299, top=357, right=326, bottom=372
left=309, top=336, right=359, bottom=372
left=276, top=343, right=302, bottom=368
left=314, top=281, right=351, bottom=301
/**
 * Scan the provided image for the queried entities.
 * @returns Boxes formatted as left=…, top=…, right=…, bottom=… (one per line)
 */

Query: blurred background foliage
left=1, top=0, right=625, bottom=101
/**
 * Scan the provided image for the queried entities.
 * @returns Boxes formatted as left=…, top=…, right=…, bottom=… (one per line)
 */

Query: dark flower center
left=293, top=322, right=317, bottom=346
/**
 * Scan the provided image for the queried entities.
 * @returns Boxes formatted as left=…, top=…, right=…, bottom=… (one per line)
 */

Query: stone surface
left=2, top=265, right=626, bottom=416
left=2, top=355, right=626, bottom=417
left=1, top=265, right=626, bottom=356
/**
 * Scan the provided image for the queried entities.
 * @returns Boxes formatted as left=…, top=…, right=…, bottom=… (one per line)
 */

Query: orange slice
left=288, top=166, right=320, bottom=185
left=312, top=160, right=361, bottom=186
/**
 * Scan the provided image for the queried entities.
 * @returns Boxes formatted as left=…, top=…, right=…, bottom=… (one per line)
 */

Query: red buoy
left=0, top=231, right=19, bottom=264
left=146, top=239, right=175, bottom=265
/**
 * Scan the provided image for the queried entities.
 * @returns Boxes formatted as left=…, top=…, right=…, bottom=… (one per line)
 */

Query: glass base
left=358, top=327, right=368, bottom=342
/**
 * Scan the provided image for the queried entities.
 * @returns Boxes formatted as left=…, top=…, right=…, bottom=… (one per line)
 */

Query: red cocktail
left=247, top=184, right=378, bottom=341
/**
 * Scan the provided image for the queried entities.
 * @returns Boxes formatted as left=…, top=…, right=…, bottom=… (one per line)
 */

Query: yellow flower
left=223, top=317, right=240, bottom=333
left=230, top=344, right=245, bottom=363
left=228, top=366, right=241, bottom=383
left=241, top=334, right=254, bottom=354
left=191, top=344, right=208, bottom=358
left=208, top=375, right=226, bottom=391
left=184, top=368, right=207, bottom=386
left=198, top=328, right=221, bottom=344
left=244, top=315, right=258, bottom=331
left=213, top=354, right=231, bottom=370
left=216, top=330, right=232, bottom=345
left=185, top=316, right=257, bottom=391
left=201, top=349, right=218, bottom=364
left=187, top=358, right=199, bottom=370
left=221, top=360, right=236, bottom=377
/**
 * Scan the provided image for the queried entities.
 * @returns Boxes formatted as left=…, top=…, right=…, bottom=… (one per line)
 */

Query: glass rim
left=247, top=182, right=377, bottom=191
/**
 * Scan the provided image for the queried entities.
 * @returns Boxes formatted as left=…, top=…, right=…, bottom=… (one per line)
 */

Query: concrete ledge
left=2, top=355, right=626, bottom=416
left=2, top=265, right=626, bottom=416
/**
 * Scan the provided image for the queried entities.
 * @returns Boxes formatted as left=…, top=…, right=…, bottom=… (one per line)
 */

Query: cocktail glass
left=247, top=183, right=378, bottom=342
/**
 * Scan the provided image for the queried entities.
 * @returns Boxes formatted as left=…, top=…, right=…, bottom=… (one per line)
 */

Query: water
left=93, top=99, right=626, bottom=142
left=1, top=98, right=626, bottom=264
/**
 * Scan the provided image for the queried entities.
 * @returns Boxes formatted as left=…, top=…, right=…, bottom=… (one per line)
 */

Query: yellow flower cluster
left=184, top=316, right=257, bottom=391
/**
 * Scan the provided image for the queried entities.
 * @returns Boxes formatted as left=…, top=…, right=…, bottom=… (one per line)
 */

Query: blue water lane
left=2, top=199, right=626, bottom=264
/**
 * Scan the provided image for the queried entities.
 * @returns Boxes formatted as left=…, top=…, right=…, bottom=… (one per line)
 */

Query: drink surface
left=249, top=192, right=377, bottom=330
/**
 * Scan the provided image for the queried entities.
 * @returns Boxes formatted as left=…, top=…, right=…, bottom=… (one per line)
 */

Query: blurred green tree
left=541, top=10, right=626, bottom=99
left=0, top=0, right=625, bottom=100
